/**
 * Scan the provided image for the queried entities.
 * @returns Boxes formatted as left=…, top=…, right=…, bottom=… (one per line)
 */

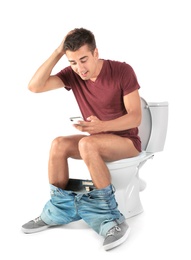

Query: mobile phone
left=69, top=116, right=83, bottom=124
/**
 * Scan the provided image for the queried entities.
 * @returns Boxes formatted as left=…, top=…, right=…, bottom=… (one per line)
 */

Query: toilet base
left=124, top=204, right=144, bottom=219
left=115, top=191, right=144, bottom=219
left=114, top=179, right=145, bottom=219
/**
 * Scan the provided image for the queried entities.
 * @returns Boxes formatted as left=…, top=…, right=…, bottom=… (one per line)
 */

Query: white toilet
left=106, top=97, right=168, bottom=218
left=68, top=97, right=168, bottom=219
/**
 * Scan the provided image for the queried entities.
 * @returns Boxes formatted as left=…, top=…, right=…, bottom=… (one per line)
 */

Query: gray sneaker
left=103, top=222, right=130, bottom=251
left=22, top=216, right=54, bottom=234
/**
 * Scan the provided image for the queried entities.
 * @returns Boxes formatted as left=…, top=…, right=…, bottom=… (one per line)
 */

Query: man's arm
left=100, top=89, right=142, bottom=131
left=28, top=39, right=66, bottom=93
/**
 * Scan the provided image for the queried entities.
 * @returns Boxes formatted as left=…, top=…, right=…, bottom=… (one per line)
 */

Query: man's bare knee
left=50, top=136, right=73, bottom=158
left=78, top=136, right=99, bottom=159
left=51, top=135, right=85, bottom=159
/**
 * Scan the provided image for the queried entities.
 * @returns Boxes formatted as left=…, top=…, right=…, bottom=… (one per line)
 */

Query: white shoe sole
left=21, top=225, right=50, bottom=234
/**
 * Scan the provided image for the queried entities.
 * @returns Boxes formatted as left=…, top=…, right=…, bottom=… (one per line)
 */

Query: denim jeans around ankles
left=41, top=184, right=125, bottom=237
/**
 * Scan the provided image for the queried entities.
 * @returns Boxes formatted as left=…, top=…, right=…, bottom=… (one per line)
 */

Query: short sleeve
left=120, top=63, right=140, bottom=96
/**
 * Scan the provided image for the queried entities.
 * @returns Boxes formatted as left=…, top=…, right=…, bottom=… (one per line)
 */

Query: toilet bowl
left=106, top=97, right=169, bottom=218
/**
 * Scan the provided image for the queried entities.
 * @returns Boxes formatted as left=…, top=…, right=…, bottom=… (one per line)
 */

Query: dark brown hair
left=64, top=28, right=96, bottom=53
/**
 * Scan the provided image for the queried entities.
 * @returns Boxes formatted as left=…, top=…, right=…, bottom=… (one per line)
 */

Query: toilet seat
left=106, top=151, right=154, bottom=169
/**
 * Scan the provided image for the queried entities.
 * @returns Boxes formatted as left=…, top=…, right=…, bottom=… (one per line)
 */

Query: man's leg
left=48, top=134, right=87, bottom=189
left=77, top=134, right=139, bottom=250
left=22, top=134, right=86, bottom=233
left=78, top=134, right=139, bottom=189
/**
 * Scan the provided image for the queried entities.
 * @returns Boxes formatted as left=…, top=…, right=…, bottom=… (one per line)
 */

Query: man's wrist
left=55, top=47, right=65, bottom=57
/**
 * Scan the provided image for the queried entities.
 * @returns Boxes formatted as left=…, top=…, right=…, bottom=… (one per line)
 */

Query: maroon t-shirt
left=56, top=59, right=141, bottom=152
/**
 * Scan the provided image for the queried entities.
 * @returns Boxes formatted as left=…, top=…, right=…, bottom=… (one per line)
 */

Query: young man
left=22, top=28, right=142, bottom=251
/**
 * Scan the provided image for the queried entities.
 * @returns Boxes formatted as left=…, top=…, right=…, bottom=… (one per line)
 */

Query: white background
left=0, top=0, right=190, bottom=259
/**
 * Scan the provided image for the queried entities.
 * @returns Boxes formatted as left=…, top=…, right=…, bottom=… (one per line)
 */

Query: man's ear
left=93, top=48, right=99, bottom=58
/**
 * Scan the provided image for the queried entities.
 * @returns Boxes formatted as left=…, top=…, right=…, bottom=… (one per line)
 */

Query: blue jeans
left=41, top=184, right=125, bottom=237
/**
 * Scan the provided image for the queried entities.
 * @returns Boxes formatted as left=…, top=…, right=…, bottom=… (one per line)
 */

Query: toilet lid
left=139, top=98, right=152, bottom=151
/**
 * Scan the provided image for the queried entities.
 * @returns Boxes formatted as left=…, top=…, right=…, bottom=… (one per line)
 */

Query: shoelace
left=34, top=216, right=41, bottom=223
left=106, top=225, right=121, bottom=237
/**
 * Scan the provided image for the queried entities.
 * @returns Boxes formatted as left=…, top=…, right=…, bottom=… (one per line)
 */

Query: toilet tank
left=145, top=101, right=169, bottom=153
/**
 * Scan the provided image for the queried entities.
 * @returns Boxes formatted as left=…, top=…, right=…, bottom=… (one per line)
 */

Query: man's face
left=66, top=44, right=99, bottom=80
